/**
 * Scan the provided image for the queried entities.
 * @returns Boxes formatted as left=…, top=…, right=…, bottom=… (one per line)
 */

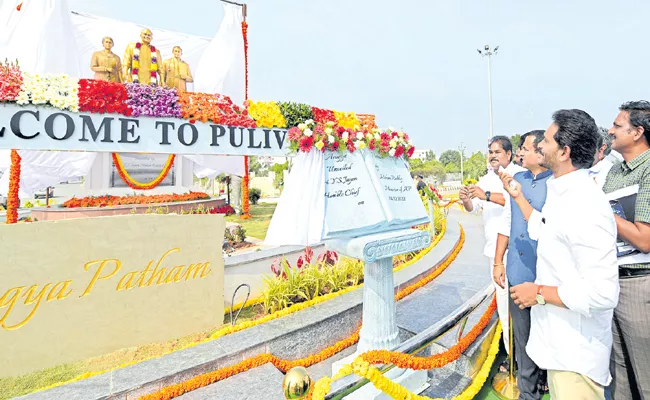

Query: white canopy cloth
left=0, top=0, right=81, bottom=76
left=193, top=3, right=245, bottom=105
left=0, top=151, right=96, bottom=197
left=184, top=155, right=245, bottom=178
left=265, top=151, right=325, bottom=246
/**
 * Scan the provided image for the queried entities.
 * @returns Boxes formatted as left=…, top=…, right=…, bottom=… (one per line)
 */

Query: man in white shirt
left=589, top=127, right=614, bottom=189
left=500, top=109, right=619, bottom=400
left=459, top=135, right=525, bottom=355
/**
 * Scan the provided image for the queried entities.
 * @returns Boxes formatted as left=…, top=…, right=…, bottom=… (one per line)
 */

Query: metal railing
left=325, top=284, right=496, bottom=399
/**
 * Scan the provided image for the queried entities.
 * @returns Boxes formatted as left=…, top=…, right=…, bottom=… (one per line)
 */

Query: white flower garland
left=132, top=42, right=159, bottom=84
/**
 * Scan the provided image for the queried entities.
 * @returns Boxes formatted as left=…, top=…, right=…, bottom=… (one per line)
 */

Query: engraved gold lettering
left=164, top=265, right=185, bottom=283
left=81, top=259, right=121, bottom=297
left=46, top=280, right=73, bottom=301
left=143, top=248, right=179, bottom=286
left=0, top=286, right=25, bottom=328
left=136, top=261, right=155, bottom=287
left=2, top=284, right=52, bottom=330
left=116, top=271, right=140, bottom=291
left=199, top=263, right=212, bottom=278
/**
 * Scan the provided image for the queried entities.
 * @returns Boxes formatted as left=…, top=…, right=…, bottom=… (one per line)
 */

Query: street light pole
left=458, top=142, right=465, bottom=183
left=477, top=45, right=499, bottom=141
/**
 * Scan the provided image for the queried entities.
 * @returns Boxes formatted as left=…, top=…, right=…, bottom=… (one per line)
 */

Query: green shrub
left=249, top=188, right=262, bottom=205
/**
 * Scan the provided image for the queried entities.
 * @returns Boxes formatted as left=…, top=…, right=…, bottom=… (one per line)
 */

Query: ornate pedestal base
left=327, top=228, right=431, bottom=399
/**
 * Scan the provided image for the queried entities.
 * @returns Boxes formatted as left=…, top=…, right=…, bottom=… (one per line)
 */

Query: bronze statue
left=123, top=28, right=163, bottom=85
left=90, top=37, right=122, bottom=82
left=163, top=46, right=193, bottom=92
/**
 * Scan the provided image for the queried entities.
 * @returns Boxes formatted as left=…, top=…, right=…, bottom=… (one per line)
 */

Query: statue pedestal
left=328, top=229, right=431, bottom=399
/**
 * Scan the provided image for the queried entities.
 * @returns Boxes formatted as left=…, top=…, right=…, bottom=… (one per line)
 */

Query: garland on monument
left=6, top=150, right=21, bottom=224
left=241, top=19, right=252, bottom=219
left=132, top=42, right=159, bottom=84
left=112, top=153, right=176, bottom=190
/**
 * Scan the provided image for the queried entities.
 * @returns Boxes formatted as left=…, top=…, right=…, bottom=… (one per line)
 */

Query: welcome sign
left=0, top=214, right=225, bottom=377
left=0, top=103, right=289, bottom=156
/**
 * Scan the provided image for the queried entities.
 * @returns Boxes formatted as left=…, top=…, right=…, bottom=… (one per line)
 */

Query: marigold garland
left=62, top=192, right=210, bottom=208
left=31, top=221, right=453, bottom=397
left=241, top=156, right=251, bottom=219
left=112, top=153, right=176, bottom=190
left=137, top=227, right=465, bottom=400
left=310, top=323, right=503, bottom=400
left=6, top=150, right=21, bottom=224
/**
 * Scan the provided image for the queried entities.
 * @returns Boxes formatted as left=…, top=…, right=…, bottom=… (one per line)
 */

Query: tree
left=425, top=150, right=436, bottom=162
left=510, top=134, right=522, bottom=150
left=269, top=161, right=289, bottom=189
left=408, top=158, right=424, bottom=170
left=464, top=151, right=488, bottom=180
left=249, top=156, right=264, bottom=176
left=439, top=150, right=460, bottom=167
left=444, top=162, right=459, bottom=173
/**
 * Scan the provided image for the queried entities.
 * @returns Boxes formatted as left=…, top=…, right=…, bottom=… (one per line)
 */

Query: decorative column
left=328, top=228, right=432, bottom=399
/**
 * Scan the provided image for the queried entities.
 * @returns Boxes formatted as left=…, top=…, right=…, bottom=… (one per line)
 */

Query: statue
left=122, top=28, right=163, bottom=85
left=90, top=37, right=122, bottom=82
left=162, top=46, right=193, bottom=92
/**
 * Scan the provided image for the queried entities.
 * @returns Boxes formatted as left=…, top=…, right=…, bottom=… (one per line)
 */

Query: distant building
left=411, top=149, right=432, bottom=162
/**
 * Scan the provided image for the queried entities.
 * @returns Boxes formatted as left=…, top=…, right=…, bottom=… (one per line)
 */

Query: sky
left=69, top=0, right=650, bottom=156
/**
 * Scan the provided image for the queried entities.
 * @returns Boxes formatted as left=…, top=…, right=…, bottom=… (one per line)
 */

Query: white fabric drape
left=193, top=3, right=245, bottom=104
left=0, top=151, right=96, bottom=197
left=184, top=155, right=245, bottom=178
left=265, top=152, right=325, bottom=246
left=0, top=0, right=81, bottom=76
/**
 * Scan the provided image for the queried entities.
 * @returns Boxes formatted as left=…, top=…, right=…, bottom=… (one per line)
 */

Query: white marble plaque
left=322, top=150, right=429, bottom=239
left=322, top=151, right=385, bottom=239
left=111, top=153, right=176, bottom=188
left=363, top=151, right=429, bottom=229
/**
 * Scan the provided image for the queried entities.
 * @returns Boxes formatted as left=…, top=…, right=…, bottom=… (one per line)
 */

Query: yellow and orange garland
left=241, top=19, right=252, bottom=220
left=112, top=153, right=176, bottom=190
left=139, top=226, right=468, bottom=400
left=6, top=149, right=21, bottom=224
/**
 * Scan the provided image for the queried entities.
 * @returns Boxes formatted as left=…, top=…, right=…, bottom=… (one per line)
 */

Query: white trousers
left=489, top=257, right=510, bottom=353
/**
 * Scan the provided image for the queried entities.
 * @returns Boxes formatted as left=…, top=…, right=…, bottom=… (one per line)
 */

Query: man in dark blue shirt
left=493, top=130, right=553, bottom=400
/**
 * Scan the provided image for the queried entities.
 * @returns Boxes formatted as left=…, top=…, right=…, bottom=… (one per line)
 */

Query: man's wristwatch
left=485, top=191, right=491, bottom=202
left=536, top=285, right=546, bottom=305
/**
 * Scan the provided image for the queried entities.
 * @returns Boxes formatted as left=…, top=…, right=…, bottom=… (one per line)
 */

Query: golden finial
left=283, top=366, right=312, bottom=399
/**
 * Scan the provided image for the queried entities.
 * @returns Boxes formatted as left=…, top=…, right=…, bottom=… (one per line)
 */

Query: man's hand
left=459, top=186, right=470, bottom=202
left=469, top=185, right=486, bottom=200
left=498, top=171, right=522, bottom=199
left=493, top=263, right=506, bottom=289
left=510, top=282, right=538, bottom=309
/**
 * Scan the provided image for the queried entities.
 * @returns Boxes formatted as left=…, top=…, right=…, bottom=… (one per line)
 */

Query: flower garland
left=310, top=323, right=502, bottom=400
left=29, top=220, right=452, bottom=397
left=78, top=79, right=131, bottom=115
left=242, top=20, right=249, bottom=100
left=62, top=191, right=210, bottom=208
left=0, top=60, right=23, bottom=101
left=112, top=153, right=176, bottom=190
left=6, top=150, right=21, bottom=224
left=135, top=228, right=460, bottom=400
left=132, top=42, right=159, bottom=84
left=16, top=73, right=79, bottom=112
left=241, top=156, right=251, bottom=219
left=288, top=119, right=416, bottom=158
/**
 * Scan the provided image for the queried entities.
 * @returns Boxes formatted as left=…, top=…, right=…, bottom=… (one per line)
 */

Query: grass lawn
left=225, top=203, right=277, bottom=240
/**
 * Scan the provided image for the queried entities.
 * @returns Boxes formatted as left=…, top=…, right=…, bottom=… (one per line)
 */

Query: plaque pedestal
left=328, top=228, right=431, bottom=399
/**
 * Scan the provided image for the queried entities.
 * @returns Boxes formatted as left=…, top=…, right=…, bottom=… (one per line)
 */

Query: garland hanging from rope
left=112, top=153, right=176, bottom=190
left=6, top=149, right=21, bottom=224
